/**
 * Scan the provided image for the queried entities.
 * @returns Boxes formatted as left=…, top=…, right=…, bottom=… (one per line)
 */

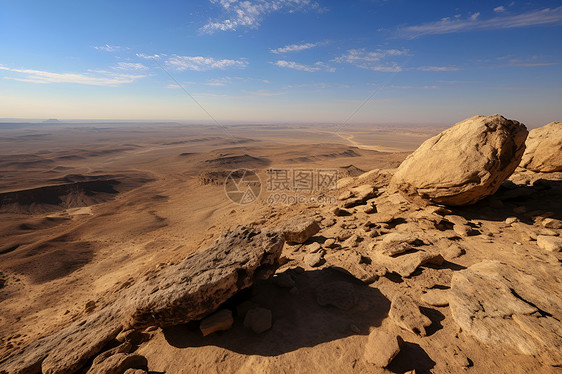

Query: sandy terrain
left=0, top=121, right=560, bottom=374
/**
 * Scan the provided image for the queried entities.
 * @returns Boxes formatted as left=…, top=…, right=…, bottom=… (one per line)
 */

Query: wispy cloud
left=114, top=62, right=149, bottom=71
left=0, top=65, right=145, bottom=86
left=201, top=0, right=320, bottom=33
left=270, top=42, right=319, bottom=54
left=494, top=6, right=505, bottom=13
left=273, top=60, right=335, bottom=72
left=398, top=7, right=562, bottom=39
left=391, top=85, right=439, bottom=89
left=158, top=55, right=248, bottom=71
left=334, top=49, right=408, bottom=72
left=416, top=66, right=460, bottom=71
left=94, top=44, right=126, bottom=52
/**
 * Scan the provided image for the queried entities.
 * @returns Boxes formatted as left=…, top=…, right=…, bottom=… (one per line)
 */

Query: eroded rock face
left=124, top=226, right=284, bottom=329
left=0, top=226, right=284, bottom=374
left=450, top=261, right=562, bottom=364
left=391, top=115, right=528, bottom=206
left=520, top=121, right=562, bottom=172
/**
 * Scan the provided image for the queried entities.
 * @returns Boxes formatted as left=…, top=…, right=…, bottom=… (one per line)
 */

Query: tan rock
left=421, top=289, right=450, bottom=307
left=520, top=121, right=562, bottom=172
left=391, top=115, right=528, bottom=206
left=389, top=294, right=432, bottom=336
left=280, top=217, right=320, bottom=244
left=200, top=309, right=233, bottom=336
left=363, top=329, right=402, bottom=367
left=536, top=235, right=562, bottom=252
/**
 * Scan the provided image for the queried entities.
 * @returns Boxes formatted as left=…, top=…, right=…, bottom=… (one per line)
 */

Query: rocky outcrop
left=450, top=261, right=562, bottom=364
left=124, top=226, right=284, bottom=329
left=520, top=121, right=562, bottom=172
left=0, top=226, right=284, bottom=374
left=391, top=115, right=528, bottom=206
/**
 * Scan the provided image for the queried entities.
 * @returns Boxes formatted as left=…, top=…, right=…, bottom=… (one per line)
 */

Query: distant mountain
left=42, top=119, right=61, bottom=123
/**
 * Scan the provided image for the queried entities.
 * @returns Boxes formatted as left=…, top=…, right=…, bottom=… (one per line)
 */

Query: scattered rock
left=505, top=217, right=519, bottom=226
left=86, top=354, right=147, bottom=374
left=333, top=207, right=351, bottom=217
left=316, top=281, right=357, bottom=310
left=304, top=252, right=323, bottom=267
left=324, top=238, right=336, bottom=248
left=449, top=260, right=562, bottom=362
left=243, top=308, right=272, bottom=334
left=520, top=121, right=562, bottom=172
left=280, top=218, right=320, bottom=244
left=542, top=218, right=562, bottom=229
left=391, top=114, right=528, bottom=206
left=536, top=235, right=562, bottom=252
left=307, top=242, right=322, bottom=253
left=363, top=329, right=402, bottom=367
left=84, top=300, right=96, bottom=314
left=440, top=243, right=465, bottom=260
left=389, top=294, right=432, bottom=336
left=377, top=233, right=419, bottom=256
left=200, top=309, right=234, bottom=336
left=421, top=289, right=450, bottom=307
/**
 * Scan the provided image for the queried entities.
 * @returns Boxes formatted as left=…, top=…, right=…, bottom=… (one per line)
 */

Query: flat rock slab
left=124, top=226, right=284, bottom=329
left=450, top=261, right=562, bottom=364
left=536, top=235, right=562, bottom=252
left=421, top=289, right=450, bottom=307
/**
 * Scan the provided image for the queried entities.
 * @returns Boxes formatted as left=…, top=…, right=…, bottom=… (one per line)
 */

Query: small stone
left=389, top=294, right=432, bottom=336
left=338, top=190, right=354, bottom=200
left=84, top=300, right=96, bottom=314
left=505, top=217, right=519, bottom=226
left=542, top=218, right=562, bottom=229
left=421, top=289, right=450, bottom=307
left=307, top=242, right=322, bottom=253
left=333, top=207, right=351, bottom=217
left=536, top=235, right=562, bottom=252
left=453, top=224, right=474, bottom=237
left=363, top=329, right=402, bottom=367
left=281, top=218, right=320, bottom=244
left=200, top=309, right=233, bottom=336
left=444, top=215, right=469, bottom=226
left=363, top=204, right=377, bottom=214
left=441, top=244, right=465, bottom=260
left=324, top=238, right=336, bottom=248
left=378, top=233, right=419, bottom=257
left=87, top=354, right=148, bottom=374
left=304, top=252, right=323, bottom=267
left=337, top=230, right=354, bottom=241
left=321, top=218, right=336, bottom=227
left=243, top=308, right=272, bottom=334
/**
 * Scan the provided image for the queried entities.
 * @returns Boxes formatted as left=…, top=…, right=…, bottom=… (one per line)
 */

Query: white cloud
left=136, top=53, right=166, bottom=60
left=94, top=44, right=125, bottom=52
left=114, top=62, right=149, bottom=71
left=494, top=6, right=505, bottom=13
left=398, top=7, right=562, bottom=38
left=417, top=66, right=460, bottom=71
left=165, top=55, right=248, bottom=71
left=273, top=60, right=335, bottom=72
left=333, top=49, right=408, bottom=72
left=270, top=42, right=319, bottom=54
left=201, top=0, right=320, bottom=33
left=0, top=65, right=145, bottom=86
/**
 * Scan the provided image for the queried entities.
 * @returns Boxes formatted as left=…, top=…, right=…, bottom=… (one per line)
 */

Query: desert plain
left=0, top=117, right=560, bottom=374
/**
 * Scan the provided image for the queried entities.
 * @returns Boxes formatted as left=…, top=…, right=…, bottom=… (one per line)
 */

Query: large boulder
left=520, top=121, right=562, bottom=172
left=391, top=115, right=528, bottom=206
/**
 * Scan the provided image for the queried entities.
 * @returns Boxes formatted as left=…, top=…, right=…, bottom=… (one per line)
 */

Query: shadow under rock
left=163, top=268, right=390, bottom=357
left=450, top=178, right=562, bottom=223
left=387, top=341, right=436, bottom=374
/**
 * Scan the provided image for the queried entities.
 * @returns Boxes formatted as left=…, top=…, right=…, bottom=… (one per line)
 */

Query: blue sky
left=0, top=0, right=561, bottom=126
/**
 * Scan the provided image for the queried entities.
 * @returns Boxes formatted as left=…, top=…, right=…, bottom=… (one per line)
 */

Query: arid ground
left=0, top=121, right=560, bottom=374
